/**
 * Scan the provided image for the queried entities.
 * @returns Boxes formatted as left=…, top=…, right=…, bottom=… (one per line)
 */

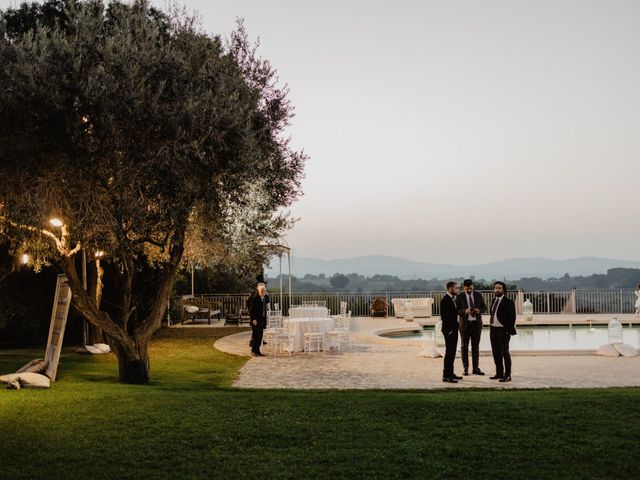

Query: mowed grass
left=1, top=328, right=639, bottom=480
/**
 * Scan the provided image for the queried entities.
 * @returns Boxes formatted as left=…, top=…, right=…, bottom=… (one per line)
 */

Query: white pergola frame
left=260, top=238, right=292, bottom=310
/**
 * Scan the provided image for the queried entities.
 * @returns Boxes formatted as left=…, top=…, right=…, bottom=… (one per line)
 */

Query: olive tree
left=0, top=0, right=304, bottom=383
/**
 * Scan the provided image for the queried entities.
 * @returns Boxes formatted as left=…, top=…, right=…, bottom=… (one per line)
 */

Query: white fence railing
left=190, top=289, right=638, bottom=319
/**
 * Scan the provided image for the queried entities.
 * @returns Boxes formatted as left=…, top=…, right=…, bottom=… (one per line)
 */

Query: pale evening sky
left=3, top=0, right=639, bottom=264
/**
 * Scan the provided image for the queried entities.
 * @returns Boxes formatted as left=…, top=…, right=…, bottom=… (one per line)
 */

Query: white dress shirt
left=491, top=295, right=504, bottom=327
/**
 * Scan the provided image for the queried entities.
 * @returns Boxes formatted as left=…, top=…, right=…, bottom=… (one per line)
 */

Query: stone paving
left=214, top=318, right=640, bottom=390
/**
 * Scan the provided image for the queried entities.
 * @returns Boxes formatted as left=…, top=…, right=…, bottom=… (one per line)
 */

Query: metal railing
left=192, top=289, right=638, bottom=318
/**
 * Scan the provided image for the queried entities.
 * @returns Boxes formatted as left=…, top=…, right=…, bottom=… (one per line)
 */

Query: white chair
left=264, top=313, right=296, bottom=356
left=263, top=312, right=285, bottom=356
left=267, top=303, right=281, bottom=316
left=329, top=312, right=352, bottom=352
left=303, top=320, right=326, bottom=353
left=331, top=301, right=347, bottom=321
left=275, top=318, right=295, bottom=356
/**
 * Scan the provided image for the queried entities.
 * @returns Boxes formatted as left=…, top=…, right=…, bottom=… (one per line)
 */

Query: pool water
left=390, top=325, right=640, bottom=351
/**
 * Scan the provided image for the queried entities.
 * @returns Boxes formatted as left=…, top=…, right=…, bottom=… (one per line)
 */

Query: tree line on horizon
left=265, top=268, right=640, bottom=293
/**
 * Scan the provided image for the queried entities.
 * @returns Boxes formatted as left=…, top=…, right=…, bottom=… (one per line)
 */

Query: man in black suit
left=249, top=283, right=269, bottom=357
left=440, top=281, right=462, bottom=383
left=488, top=281, right=517, bottom=382
left=456, top=279, right=487, bottom=376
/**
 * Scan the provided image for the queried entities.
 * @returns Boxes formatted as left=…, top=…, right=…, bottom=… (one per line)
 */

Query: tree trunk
left=58, top=225, right=184, bottom=384
left=87, top=323, right=106, bottom=345
left=112, top=338, right=150, bottom=384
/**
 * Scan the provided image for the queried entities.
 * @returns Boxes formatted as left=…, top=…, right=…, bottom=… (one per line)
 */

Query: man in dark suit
left=249, top=283, right=269, bottom=357
left=440, top=281, right=462, bottom=383
left=488, top=281, right=517, bottom=382
left=456, top=279, right=487, bottom=375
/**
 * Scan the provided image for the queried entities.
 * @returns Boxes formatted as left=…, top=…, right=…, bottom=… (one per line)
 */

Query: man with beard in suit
left=489, top=281, right=517, bottom=382
left=440, top=281, right=463, bottom=383
left=456, top=279, right=487, bottom=376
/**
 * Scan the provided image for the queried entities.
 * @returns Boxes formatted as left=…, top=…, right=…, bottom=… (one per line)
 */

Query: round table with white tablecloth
left=288, top=306, right=329, bottom=318
left=287, top=316, right=334, bottom=352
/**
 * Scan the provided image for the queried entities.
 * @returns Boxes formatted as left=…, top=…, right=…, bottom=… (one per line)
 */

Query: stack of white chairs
left=263, top=309, right=295, bottom=356
left=277, top=318, right=296, bottom=356
left=262, top=311, right=282, bottom=354
left=329, top=311, right=352, bottom=352
left=303, top=319, right=326, bottom=353
left=330, top=301, right=348, bottom=320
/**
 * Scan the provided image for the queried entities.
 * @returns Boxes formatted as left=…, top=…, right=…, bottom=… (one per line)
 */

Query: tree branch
left=135, top=226, right=186, bottom=340
left=59, top=255, right=133, bottom=347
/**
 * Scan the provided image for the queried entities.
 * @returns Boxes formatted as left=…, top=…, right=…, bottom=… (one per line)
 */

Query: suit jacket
left=249, top=293, right=269, bottom=328
left=456, top=291, right=487, bottom=331
left=440, top=294, right=459, bottom=335
left=490, top=296, right=517, bottom=335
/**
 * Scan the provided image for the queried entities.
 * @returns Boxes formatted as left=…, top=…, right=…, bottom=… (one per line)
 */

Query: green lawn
left=1, top=328, right=639, bottom=480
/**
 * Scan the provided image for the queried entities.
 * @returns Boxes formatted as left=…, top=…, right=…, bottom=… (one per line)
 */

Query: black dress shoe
left=257, top=352, right=266, bottom=357
left=463, top=369, right=469, bottom=376
left=499, top=375, right=512, bottom=382
left=442, top=377, right=458, bottom=383
left=452, top=374, right=463, bottom=380
left=251, top=352, right=258, bottom=357
left=473, top=369, right=485, bottom=375
left=490, top=374, right=503, bottom=380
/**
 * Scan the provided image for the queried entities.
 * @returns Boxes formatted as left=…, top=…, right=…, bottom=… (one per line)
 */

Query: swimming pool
left=378, top=325, right=640, bottom=351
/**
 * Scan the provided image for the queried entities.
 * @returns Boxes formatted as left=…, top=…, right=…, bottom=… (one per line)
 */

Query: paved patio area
left=213, top=317, right=640, bottom=390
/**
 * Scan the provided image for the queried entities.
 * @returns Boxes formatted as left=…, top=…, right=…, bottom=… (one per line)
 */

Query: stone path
left=214, top=322, right=640, bottom=390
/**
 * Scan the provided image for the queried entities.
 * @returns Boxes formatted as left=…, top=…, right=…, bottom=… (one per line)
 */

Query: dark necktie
left=469, top=294, right=475, bottom=309
left=490, top=298, right=499, bottom=322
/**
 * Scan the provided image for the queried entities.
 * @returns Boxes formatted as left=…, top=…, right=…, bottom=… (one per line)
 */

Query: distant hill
left=265, top=255, right=640, bottom=280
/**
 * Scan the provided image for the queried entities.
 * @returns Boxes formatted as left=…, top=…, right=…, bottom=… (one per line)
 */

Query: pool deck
left=213, top=315, right=640, bottom=390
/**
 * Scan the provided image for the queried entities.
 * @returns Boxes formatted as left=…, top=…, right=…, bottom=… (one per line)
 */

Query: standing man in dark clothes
left=440, top=281, right=462, bottom=383
left=456, top=279, right=487, bottom=376
left=249, top=283, right=269, bottom=357
left=489, top=281, right=517, bottom=382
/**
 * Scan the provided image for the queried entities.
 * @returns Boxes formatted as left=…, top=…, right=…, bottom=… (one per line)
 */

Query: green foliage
left=516, top=268, right=640, bottom=291
left=0, top=0, right=303, bottom=265
left=1, top=328, right=639, bottom=479
left=329, top=273, right=350, bottom=289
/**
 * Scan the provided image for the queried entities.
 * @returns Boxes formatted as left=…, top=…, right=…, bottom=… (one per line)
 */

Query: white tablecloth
left=287, top=317, right=334, bottom=352
left=288, top=307, right=329, bottom=318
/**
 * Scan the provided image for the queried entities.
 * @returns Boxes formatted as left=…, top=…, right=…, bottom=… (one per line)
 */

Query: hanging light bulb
left=49, top=218, right=63, bottom=228
left=21, top=253, right=30, bottom=265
